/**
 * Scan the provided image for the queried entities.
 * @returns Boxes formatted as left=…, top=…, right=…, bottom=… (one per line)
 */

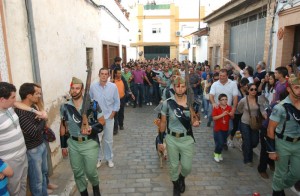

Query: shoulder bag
left=246, top=96, right=262, bottom=131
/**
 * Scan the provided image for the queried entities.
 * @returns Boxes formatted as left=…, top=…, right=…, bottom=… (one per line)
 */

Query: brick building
left=204, top=0, right=275, bottom=70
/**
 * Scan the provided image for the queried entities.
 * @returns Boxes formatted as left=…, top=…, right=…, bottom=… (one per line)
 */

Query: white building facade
left=1, top=0, right=130, bottom=167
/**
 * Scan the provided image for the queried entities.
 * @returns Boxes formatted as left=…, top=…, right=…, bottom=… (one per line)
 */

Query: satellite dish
left=138, top=51, right=143, bottom=56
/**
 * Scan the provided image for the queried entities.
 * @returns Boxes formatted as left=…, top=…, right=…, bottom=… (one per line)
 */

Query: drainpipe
left=25, top=0, right=41, bottom=84
left=266, top=0, right=278, bottom=71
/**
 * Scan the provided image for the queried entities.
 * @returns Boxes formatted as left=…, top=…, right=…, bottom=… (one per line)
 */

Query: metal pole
left=198, top=0, right=201, bottom=30
left=25, top=0, right=41, bottom=84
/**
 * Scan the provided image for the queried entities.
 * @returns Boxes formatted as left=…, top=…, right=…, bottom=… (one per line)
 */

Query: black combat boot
left=178, top=173, right=185, bottom=193
left=80, top=189, right=88, bottom=196
left=172, top=180, right=181, bottom=196
left=93, top=184, right=101, bottom=196
left=272, top=190, right=285, bottom=196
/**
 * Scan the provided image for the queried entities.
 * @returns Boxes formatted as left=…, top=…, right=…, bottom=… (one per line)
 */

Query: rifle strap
left=167, top=99, right=191, bottom=132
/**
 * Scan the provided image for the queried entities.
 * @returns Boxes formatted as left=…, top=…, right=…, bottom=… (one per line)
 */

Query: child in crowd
left=0, top=159, right=14, bottom=196
left=212, top=94, right=233, bottom=162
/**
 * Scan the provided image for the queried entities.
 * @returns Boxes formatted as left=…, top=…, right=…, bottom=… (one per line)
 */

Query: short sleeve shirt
left=212, top=105, right=232, bottom=131
left=161, top=97, right=190, bottom=133
left=132, top=70, right=146, bottom=84
left=0, top=159, right=8, bottom=196
left=60, top=99, right=103, bottom=137
left=209, top=79, right=238, bottom=106
left=269, top=96, right=300, bottom=138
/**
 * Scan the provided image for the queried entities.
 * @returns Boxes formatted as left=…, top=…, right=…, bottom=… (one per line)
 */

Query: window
left=259, top=11, right=267, bottom=19
left=231, top=21, right=239, bottom=27
left=152, top=28, right=161, bottom=34
left=241, top=18, right=248, bottom=24
left=249, top=14, right=257, bottom=22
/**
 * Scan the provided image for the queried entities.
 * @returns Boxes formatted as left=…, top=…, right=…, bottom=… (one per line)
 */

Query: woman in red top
left=212, top=94, right=234, bottom=162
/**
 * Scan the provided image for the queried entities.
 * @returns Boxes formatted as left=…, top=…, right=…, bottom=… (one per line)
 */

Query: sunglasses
left=249, top=88, right=257, bottom=92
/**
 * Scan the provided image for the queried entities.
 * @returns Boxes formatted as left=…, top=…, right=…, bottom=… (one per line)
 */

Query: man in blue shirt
left=90, top=68, right=120, bottom=168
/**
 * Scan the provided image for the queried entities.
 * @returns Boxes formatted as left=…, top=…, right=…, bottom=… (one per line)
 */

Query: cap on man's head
left=288, top=74, right=300, bottom=85
left=70, top=77, right=83, bottom=87
left=173, top=77, right=185, bottom=85
left=172, top=68, right=180, bottom=76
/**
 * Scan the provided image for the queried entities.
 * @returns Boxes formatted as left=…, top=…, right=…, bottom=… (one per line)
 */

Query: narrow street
left=50, top=105, right=296, bottom=196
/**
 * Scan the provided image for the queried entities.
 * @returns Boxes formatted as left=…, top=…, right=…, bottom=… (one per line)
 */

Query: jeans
left=114, top=97, right=125, bottom=130
left=240, top=122, right=259, bottom=163
left=203, top=99, right=209, bottom=116
left=27, top=142, right=48, bottom=196
left=133, top=83, right=144, bottom=106
left=144, top=85, right=153, bottom=103
left=153, top=81, right=160, bottom=104
left=214, top=130, right=228, bottom=154
left=257, top=127, right=274, bottom=172
left=98, top=118, right=114, bottom=161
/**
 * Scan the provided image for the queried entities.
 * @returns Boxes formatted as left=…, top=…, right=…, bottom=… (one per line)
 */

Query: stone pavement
left=49, top=105, right=297, bottom=196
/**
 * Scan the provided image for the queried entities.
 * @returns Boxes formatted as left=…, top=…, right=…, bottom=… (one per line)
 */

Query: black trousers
left=114, top=97, right=125, bottom=131
left=257, top=126, right=275, bottom=172
left=230, top=113, right=242, bottom=137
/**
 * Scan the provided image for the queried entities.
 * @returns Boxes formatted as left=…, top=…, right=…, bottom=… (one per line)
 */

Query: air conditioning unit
left=176, top=31, right=181, bottom=37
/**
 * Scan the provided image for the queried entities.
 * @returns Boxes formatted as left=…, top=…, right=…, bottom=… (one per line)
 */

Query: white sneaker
left=204, top=115, right=208, bottom=119
left=96, top=160, right=102, bottom=168
left=214, top=153, right=220, bottom=163
left=218, top=154, right=223, bottom=161
left=227, top=139, right=234, bottom=148
left=150, top=102, right=152, bottom=106
left=201, top=108, right=204, bottom=112
left=146, top=103, right=149, bottom=106
left=108, top=160, right=114, bottom=168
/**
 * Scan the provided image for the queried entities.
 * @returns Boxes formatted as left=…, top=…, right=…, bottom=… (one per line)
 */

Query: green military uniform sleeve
left=161, top=99, right=168, bottom=116
left=269, top=104, right=285, bottom=123
left=60, top=104, right=65, bottom=119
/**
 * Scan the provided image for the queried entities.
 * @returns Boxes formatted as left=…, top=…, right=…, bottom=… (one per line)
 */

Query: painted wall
left=0, top=14, right=9, bottom=81
left=143, top=19, right=170, bottom=42
left=3, top=0, right=129, bottom=167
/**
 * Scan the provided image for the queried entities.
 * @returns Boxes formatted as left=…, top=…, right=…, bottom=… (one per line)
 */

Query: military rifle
left=81, top=60, right=93, bottom=133
left=184, top=62, right=200, bottom=124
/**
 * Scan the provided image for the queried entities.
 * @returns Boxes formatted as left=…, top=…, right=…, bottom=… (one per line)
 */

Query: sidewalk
left=48, top=158, right=77, bottom=196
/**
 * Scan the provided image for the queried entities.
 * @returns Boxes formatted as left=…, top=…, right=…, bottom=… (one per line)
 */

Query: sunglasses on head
left=249, top=88, right=257, bottom=92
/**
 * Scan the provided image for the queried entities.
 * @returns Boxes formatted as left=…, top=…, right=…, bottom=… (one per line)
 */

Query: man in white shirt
left=209, top=69, right=238, bottom=110
left=209, top=69, right=238, bottom=150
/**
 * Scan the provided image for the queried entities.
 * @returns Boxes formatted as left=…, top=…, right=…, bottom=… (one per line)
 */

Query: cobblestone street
left=63, top=106, right=293, bottom=196
left=51, top=105, right=296, bottom=196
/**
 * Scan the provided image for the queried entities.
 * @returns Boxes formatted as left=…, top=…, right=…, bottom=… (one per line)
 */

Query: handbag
left=43, top=126, right=56, bottom=142
left=246, top=96, right=262, bottom=131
